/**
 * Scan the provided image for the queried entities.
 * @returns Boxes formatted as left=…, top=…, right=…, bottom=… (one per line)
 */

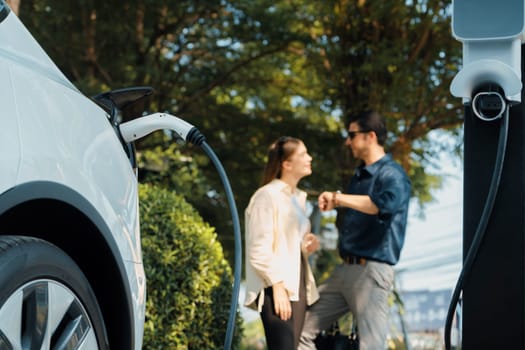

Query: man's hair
left=348, top=110, right=387, bottom=146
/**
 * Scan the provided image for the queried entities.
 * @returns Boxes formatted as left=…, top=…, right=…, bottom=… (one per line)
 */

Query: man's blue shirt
left=339, top=154, right=411, bottom=265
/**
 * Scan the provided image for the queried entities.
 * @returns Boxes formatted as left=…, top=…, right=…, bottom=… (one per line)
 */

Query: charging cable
left=444, top=104, right=509, bottom=349
left=120, top=113, right=241, bottom=350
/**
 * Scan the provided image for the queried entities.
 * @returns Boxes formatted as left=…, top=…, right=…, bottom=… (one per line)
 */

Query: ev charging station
left=449, top=0, right=525, bottom=348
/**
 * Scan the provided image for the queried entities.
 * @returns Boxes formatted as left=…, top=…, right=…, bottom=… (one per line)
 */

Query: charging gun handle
left=119, top=112, right=195, bottom=143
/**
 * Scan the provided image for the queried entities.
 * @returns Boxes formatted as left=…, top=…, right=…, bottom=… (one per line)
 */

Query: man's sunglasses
left=347, top=130, right=371, bottom=140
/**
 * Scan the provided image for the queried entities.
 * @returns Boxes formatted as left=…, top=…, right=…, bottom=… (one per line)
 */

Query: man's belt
left=342, top=255, right=367, bottom=265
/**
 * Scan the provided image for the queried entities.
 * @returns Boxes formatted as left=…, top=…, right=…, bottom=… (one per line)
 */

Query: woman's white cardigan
left=244, top=179, right=319, bottom=311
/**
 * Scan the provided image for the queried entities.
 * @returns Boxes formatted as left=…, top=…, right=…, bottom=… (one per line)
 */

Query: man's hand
left=272, top=282, right=291, bottom=320
left=318, top=191, right=335, bottom=211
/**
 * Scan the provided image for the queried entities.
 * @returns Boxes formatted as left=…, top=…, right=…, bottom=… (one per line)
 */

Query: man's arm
left=318, top=191, right=379, bottom=215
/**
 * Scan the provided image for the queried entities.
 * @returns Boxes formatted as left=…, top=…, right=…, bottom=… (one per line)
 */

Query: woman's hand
left=272, top=282, right=292, bottom=320
left=302, top=233, right=320, bottom=254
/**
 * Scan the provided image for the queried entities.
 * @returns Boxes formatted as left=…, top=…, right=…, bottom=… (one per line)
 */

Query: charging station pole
left=449, top=0, right=525, bottom=348
left=462, top=53, right=525, bottom=348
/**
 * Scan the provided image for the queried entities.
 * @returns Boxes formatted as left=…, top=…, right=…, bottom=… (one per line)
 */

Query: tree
left=19, top=0, right=464, bottom=263
left=5, top=0, right=19, bottom=15
left=282, top=0, right=464, bottom=200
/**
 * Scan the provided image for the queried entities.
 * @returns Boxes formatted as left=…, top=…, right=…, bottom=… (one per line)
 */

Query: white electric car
left=0, top=2, right=146, bottom=349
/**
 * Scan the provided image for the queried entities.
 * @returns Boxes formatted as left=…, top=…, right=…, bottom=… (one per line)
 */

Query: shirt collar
left=356, top=154, right=391, bottom=178
left=270, top=179, right=304, bottom=197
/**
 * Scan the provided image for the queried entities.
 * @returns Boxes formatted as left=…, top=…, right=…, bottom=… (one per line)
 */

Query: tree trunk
left=6, top=0, right=19, bottom=16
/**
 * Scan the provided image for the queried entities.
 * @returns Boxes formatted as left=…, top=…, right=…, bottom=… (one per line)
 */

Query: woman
left=244, top=136, right=320, bottom=349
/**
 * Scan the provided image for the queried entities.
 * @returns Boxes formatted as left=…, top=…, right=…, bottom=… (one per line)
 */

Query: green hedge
left=139, top=183, right=242, bottom=349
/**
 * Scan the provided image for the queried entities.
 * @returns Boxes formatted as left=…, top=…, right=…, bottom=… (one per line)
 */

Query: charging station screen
left=453, top=0, right=524, bottom=40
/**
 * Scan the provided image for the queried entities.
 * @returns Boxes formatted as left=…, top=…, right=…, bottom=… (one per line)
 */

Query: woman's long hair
left=261, top=136, right=302, bottom=186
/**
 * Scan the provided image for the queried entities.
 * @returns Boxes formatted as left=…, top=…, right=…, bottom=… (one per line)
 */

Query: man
left=299, top=110, right=411, bottom=349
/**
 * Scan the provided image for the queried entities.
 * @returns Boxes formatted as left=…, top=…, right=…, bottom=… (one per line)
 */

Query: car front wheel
left=0, top=235, right=109, bottom=350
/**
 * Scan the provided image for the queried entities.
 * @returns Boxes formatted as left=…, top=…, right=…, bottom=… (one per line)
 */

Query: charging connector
left=120, top=112, right=196, bottom=143
left=472, top=91, right=506, bottom=121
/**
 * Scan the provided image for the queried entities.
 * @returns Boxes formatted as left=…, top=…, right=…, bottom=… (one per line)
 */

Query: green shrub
left=139, top=183, right=243, bottom=349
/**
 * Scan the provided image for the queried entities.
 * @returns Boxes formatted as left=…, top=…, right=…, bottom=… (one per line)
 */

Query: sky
left=396, top=153, right=463, bottom=292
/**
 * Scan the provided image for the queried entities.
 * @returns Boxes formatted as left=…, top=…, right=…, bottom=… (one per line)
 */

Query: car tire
left=0, top=235, right=109, bottom=350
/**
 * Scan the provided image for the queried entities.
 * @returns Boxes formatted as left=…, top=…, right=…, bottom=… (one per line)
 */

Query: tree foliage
left=18, top=0, right=464, bottom=260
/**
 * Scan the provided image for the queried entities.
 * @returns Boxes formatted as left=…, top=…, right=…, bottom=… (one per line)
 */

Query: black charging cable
left=187, top=130, right=242, bottom=350
left=444, top=104, right=509, bottom=349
